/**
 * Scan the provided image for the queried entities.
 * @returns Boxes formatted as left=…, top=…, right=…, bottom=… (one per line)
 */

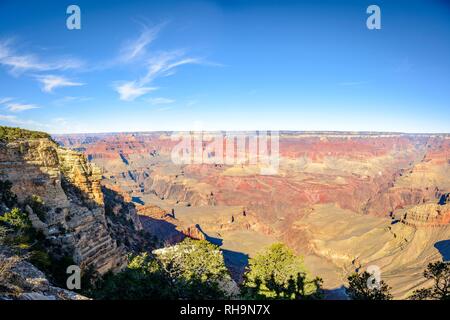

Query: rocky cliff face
left=399, top=203, right=450, bottom=227
left=0, top=138, right=142, bottom=274
left=0, top=246, right=88, bottom=300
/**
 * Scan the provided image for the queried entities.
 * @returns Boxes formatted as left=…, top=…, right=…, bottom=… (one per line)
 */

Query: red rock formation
left=53, top=132, right=450, bottom=251
left=180, top=224, right=206, bottom=240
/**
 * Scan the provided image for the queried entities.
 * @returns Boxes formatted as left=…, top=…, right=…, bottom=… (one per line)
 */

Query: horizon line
left=50, top=129, right=450, bottom=136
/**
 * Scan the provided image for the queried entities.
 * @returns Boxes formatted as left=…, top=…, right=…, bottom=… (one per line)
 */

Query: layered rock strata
left=0, top=138, right=141, bottom=274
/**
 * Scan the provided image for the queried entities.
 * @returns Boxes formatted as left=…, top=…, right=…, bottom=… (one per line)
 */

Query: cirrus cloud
left=115, top=81, right=157, bottom=101
left=114, top=24, right=211, bottom=102
left=119, top=23, right=166, bottom=63
left=148, top=97, right=175, bottom=105
left=0, top=97, right=39, bottom=112
left=36, top=75, right=84, bottom=93
left=5, top=103, right=39, bottom=112
left=0, top=39, right=84, bottom=75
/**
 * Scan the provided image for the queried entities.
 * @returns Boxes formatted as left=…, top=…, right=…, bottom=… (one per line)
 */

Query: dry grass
left=0, top=254, right=22, bottom=295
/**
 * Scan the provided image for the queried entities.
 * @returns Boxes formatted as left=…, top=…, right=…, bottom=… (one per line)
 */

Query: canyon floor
left=55, top=132, right=450, bottom=299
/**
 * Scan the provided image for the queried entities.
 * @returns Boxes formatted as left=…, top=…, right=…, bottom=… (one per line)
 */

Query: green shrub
left=29, top=250, right=52, bottom=270
left=0, top=126, right=50, bottom=142
left=89, top=241, right=233, bottom=300
left=155, top=239, right=231, bottom=299
left=242, top=243, right=321, bottom=299
left=0, top=208, right=31, bottom=230
left=157, top=239, right=230, bottom=284
left=89, top=253, right=175, bottom=300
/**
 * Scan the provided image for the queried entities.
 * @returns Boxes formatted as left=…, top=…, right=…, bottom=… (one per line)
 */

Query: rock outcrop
left=180, top=224, right=207, bottom=241
left=0, top=137, right=141, bottom=274
left=0, top=247, right=88, bottom=300
left=399, top=203, right=450, bottom=227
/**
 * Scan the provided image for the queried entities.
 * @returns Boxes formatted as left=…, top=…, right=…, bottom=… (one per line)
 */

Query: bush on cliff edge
left=0, top=126, right=50, bottom=142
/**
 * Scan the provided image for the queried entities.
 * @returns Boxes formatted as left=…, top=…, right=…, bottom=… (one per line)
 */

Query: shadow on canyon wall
left=139, top=214, right=185, bottom=244
left=321, top=285, right=348, bottom=300
left=138, top=215, right=249, bottom=282
left=195, top=223, right=249, bottom=282
left=434, top=239, right=450, bottom=262
left=131, top=196, right=145, bottom=205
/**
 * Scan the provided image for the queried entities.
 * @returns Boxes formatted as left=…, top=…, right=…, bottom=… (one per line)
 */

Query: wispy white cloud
left=5, top=103, right=39, bottom=112
left=0, top=114, right=43, bottom=128
left=0, top=114, right=69, bottom=133
left=0, top=39, right=85, bottom=95
left=155, top=106, right=174, bottom=112
left=0, top=114, right=22, bottom=124
left=141, top=50, right=201, bottom=83
left=186, top=99, right=199, bottom=107
left=51, top=117, right=70, bottom=127
left=147, top=97, right=175, bottom=105
left=115, top=51, right=202, bottom=101
left=119, top=23, right=165, bottom=62
left=0, top=39, right=84, bottom=75
left=115, top=81, right=157, bottom=101
left=36, top=75, right=84, bottom=93
left=0, top=98, right=39, bottom=112
left=47, top=117, right=95, bottom=134
left=114, top=24, right=210, bottom=102
left=52, top=96, right=92, bottom=106
left=0, top=97, right=14, bottom=105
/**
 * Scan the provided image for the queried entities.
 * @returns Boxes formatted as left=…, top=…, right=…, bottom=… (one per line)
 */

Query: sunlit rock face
left=0, top=137, right=144, bottom=274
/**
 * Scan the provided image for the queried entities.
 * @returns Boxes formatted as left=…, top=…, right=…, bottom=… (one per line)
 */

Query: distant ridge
left=52, top=130, right=450, bottom=138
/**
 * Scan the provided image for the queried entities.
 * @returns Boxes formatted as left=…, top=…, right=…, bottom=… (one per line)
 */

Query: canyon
left=53, top=131, right=450, bottom=299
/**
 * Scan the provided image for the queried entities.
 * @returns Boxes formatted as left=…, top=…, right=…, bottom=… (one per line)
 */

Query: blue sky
left=0, top=0, right=449, bottom=133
